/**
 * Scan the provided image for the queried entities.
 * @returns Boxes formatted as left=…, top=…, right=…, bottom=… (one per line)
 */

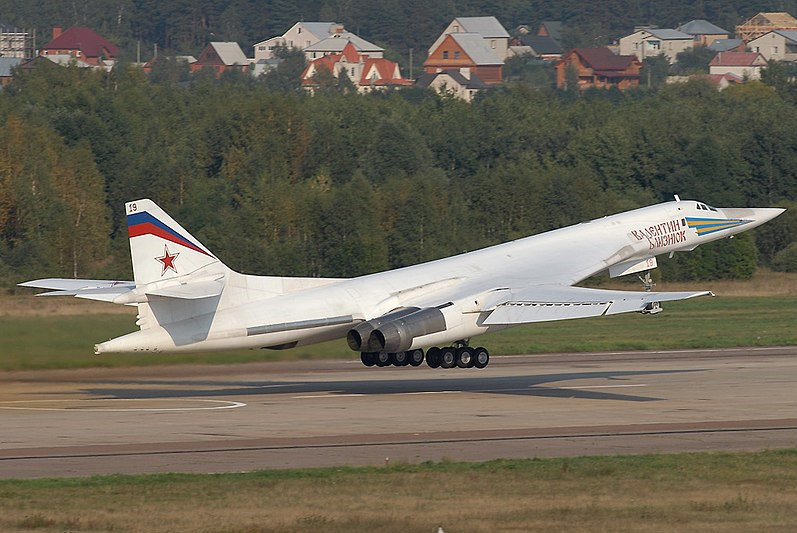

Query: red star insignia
left=155, top=244, right=179, bottom=275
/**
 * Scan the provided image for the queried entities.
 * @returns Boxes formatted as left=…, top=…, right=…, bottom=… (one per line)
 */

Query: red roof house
left=555, top=47, right=642, bottom=90
left=708, top=51, right=767, bottom=80
left=39, top=26, right=118, bottom=66
left=301, top=41, right=411, bottom=93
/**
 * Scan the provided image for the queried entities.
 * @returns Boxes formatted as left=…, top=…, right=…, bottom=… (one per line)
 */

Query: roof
left=741, top=12, right=797, bottom=27
left=539, top=21, right=563, bottom=42
left=40, top=27, right=118, bottom=58
left=645, top=28, right=693, bottom=40
left=209, top=42, right=248, bottom=65
left=296, top=22, right=338, bottom=39
left=360, top=57, right=412, bottom=86
left=569, top=48, right=639, bottom=70
left=677, top=19, right=729, bottom=35
left=708, top=38, right=743, bottom=52
left=518, top=35, right=563, bottom=55
left=304, top=33, right=383, bottom=54
left=416, top=69, right=490, bottom=90
left=454, top=16, right=509, bottom=38
left=0, top=57, right=22, bottom=76
left=773, top=29, right=797, bottom=42
left=450, top=33, right=504, bottom=64
left=705, top=72, right=743, bottom=85
left=709, top=51, right=766, bottom=66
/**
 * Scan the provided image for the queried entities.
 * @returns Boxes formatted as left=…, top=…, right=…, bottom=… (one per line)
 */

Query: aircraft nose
left=721, top=207, right=786, bottom=230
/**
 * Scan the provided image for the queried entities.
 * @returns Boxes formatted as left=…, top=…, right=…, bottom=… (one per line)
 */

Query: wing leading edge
left=482, top=285, right=713, bottom=325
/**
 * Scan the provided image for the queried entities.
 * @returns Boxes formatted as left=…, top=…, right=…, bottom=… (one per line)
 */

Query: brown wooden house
left=424, top=33, right=503, bottom=85
left=555, top=48, right=641, bottom=90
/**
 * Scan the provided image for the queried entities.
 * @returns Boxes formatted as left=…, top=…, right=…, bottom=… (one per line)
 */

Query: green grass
left=0, top=450, right=795, bottom=533
left=1, top=296, right=795, bottom=371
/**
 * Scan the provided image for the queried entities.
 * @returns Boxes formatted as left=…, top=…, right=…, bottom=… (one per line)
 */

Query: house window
left=774, top=46, right=779, bottom=54
left=648, top=40, right=660, bottom=50
left=491, top=40, right=496, bottom=48
left=351, top=67, right=355, bottom=76
left=454, top=51, right=460, bottom=59
left=443, top=51, right=449, bottom=59
left=298, top=27, right=302, bottom=34
left=259, top=46, right=266, bottom=51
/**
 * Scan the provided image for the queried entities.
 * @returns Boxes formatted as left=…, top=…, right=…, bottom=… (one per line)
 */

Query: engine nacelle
left=347, top=307, right=420, bottom=351
left=370, top=307, right=447, bottom=353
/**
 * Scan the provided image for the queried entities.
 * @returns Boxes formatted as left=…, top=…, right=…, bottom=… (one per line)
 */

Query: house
left=39, top=26, right=118, bottom=67
left=416, top=69, right=490, bottom=102
left=1, top=22, right=30, bottom=58
left=510, top=35, right=563, bottom=60
left=253, top=22, right=383, bottom=61
left=0, top=57, right=22, bottom=87
left=538, top=21, right=563, bottom=44
left=708, top=39, right=745, bottom=53
left=676, top=20, right=730, bottom=47
left=303, top=32, right=383, bottom=61
left=709, top=51, right=767, bottom=80
left=301, top=41, right=410, bottom=94
left=424, top=32, right=504, bottom=85
left=191, top=42, right=249, bottom=77
left=618, top=28, right=693, bottom=63
left=428, top=17, right=510, bottom=61
left=736, top=12, right=797, bottom=42
left=748, top=30, right=797, bottom=62
left=555, top=48, right=642, bottom=90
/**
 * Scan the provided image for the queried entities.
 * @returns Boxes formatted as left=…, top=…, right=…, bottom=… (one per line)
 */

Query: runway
left=1, top=346, right=795, bottom=479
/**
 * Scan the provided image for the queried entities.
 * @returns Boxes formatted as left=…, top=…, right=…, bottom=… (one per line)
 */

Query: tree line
left=0, top=62, right=795, bottom=287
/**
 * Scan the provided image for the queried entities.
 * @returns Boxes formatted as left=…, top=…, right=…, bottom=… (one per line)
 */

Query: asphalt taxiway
left=1, top=346, right=795, bottom=479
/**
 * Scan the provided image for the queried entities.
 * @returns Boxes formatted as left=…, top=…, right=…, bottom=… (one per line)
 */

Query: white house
left=709, top=51, right=767, bottom=80
left=748, top=30, right=797, bottom=62
left=254, top=22, right=340, bottom=60
left=416, top=69, right=490, bottom=102
left=618, top=28, right=694, bottom=63
left=428, top=16, right=510, bottom=61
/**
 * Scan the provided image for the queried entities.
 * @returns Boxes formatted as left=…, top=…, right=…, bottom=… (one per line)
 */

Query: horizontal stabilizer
left=483, top=285, right=713, bottom=325
left=18, top=279, right=135, bottom=303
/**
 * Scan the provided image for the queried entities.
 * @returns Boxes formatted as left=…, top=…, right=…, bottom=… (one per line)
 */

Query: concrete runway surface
left=1, top=346, right=795, bottom=479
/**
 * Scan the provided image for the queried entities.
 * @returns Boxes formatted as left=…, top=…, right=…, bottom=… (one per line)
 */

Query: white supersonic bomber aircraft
left=21, top=197, right=784, bottom=369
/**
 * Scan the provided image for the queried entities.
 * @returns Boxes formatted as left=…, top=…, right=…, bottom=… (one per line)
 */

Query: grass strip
left=1, top=297, right=795, bottom=371
left=0, top=450, right=795, bottom=533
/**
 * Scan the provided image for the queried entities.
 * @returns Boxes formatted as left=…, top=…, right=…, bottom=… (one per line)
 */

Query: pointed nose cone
left=721, top=207, right=786, bottom=231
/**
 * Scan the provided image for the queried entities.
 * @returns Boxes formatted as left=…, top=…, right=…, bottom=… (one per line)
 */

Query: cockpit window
left=696, top=203, right=718, bottom=212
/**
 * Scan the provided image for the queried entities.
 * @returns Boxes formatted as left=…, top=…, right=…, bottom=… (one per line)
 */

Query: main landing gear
left=360, top=346, right=490, bottom=369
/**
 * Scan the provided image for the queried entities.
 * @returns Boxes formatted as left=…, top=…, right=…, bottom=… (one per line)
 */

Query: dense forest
left=0, top=59, right=795, bottom=286
left=3, top=0, right=797, bottom=64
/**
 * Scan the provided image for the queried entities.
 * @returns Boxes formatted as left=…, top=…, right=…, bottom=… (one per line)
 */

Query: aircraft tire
left=440, top=347, right=457, bottom=369
left=473, top=347, right=489, bottom=369
left=409, top=349, right=424, bottom=367
left=393, top=351, right=409, bottom=366
left=361, top=352, right=376, bottom=367
left=426, top=347, right=441, bottom=368
left=456, top=347, right=474, bottom=368
left=375, top=351, right=391, bottom=367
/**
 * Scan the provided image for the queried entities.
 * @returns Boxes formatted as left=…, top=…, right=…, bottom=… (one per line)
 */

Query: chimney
left=52, top=26, right=62, bottom=39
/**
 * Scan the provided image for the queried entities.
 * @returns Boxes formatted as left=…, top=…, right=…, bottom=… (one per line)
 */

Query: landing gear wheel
left=440, top=347, right=457, bottom=369
left=375, top=351, right=391, bottom=367
left=426, top=347, right=441, bottom=368
left=393, top=351, right=409, bottom=366
left=361, top=352, right=376, bottom=367
left=473, top=347, right=489, bottom=369
left=456, top=347, right=475, bottom=368
left=409, top=349, right=424, bottom=367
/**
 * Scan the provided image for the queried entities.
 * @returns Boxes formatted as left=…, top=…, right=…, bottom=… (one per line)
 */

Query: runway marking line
left=292, top=386, right=646, bottom=399
left=0, top=399, right=246, bottom=412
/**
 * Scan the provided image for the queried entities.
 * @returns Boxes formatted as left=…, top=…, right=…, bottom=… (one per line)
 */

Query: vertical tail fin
left=126, top=199, right=223, bottom=285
